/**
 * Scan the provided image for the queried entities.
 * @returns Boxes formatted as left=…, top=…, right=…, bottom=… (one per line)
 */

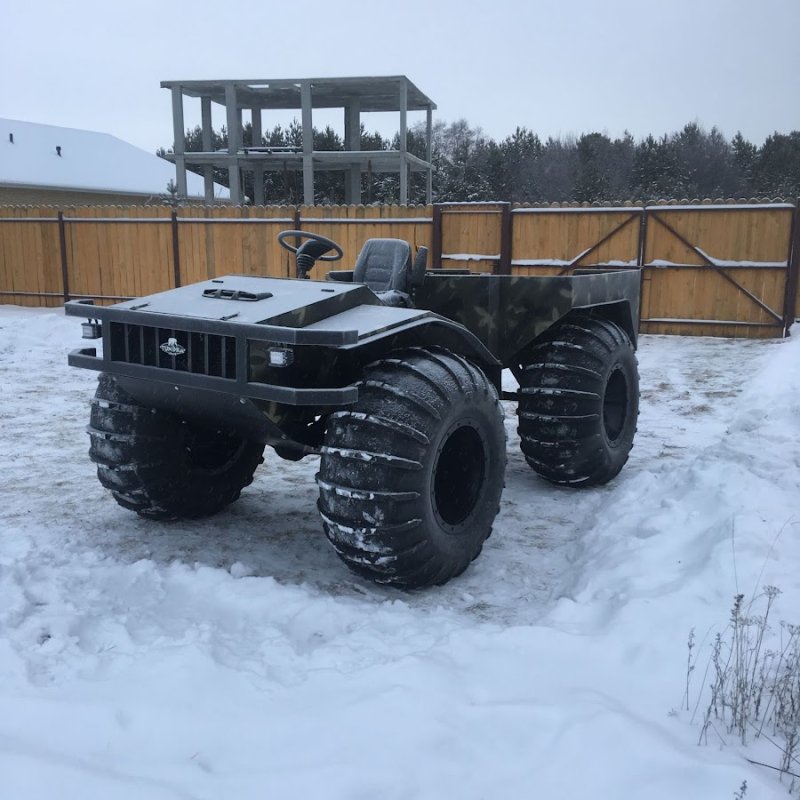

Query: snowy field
left=1, top=305, right=798, bottom=799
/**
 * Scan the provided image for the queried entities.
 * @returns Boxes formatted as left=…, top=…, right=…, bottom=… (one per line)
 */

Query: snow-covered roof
left=0, top=118, right=229, bottom=199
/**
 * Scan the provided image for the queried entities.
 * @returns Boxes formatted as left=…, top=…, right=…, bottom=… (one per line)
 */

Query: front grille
left=108, top=323, right=237, bottom=380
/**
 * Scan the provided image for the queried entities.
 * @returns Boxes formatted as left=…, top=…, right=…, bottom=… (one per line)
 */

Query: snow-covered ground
left=1, top=306, right=798, bottom=799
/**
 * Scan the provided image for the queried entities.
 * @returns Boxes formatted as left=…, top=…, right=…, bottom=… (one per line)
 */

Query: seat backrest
left=410, top=246, right=428, bottom=287
left=353, top=239, right=412, bottom=293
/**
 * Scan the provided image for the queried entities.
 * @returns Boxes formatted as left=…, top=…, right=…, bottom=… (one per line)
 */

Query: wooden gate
left=439, top=201, right=798, bottom=338
left=640, top=204, right=796, bottom=337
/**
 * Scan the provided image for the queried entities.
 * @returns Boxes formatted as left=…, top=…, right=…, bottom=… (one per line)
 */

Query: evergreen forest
left=160, top=120, right=800, bottom=205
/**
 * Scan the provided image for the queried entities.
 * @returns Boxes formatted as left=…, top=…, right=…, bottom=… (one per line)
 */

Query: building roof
left=160, top=75, right=436, bottom=113
left=0, top=118, right=229, bottom=199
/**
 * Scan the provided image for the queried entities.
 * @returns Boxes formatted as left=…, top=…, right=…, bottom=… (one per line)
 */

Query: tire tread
left=517, top=314, right=638, bottom=487
left=318, top=348, right=505, bottom=588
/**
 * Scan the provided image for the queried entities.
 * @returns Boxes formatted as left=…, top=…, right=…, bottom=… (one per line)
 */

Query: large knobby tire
left=317, top=348, right=506, bottom=588
left=517, top=314, right=638, bottom=487
left=88, top=374, right=264, bottom=520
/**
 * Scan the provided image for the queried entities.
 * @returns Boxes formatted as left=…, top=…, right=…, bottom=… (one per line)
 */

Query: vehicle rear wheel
left=317, top=348, right=506, bottom=588
left=517, top=314, right=638, bottom=486
left=88, top=374, right=264, bottom=520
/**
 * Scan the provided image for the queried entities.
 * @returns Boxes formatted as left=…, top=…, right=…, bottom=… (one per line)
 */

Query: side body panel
left=414, top=270, right=641, bottom=362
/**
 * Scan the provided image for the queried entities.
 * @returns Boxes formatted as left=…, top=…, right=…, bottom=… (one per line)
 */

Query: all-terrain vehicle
left=66, top=231, right=641, bottom=588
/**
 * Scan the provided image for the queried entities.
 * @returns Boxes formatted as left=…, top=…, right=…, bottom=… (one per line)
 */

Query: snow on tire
left=517, top=314, right=639, bottom=486
left=88, top=373, right=264, bottom=520
left=317, top=348, right=506, bottom=588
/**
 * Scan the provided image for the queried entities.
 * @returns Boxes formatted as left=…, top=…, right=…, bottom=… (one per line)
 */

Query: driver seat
left=353, top=239, right=413, bottom=307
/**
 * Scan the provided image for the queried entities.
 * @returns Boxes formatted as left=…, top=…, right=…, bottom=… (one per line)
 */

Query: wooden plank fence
left=0, top=201, right=797, bottom=337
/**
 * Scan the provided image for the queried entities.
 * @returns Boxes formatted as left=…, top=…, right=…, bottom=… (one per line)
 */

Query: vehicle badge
left=160, top=337, right=186, bottom=356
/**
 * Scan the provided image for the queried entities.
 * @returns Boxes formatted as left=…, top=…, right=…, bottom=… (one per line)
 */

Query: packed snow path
left=1, top=307, right=798, bottom=799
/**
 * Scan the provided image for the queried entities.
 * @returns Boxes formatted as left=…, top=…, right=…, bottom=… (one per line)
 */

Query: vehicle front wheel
left=317, top=348, right=506, bottom=588
left=88, top=374, right=264, bottom=520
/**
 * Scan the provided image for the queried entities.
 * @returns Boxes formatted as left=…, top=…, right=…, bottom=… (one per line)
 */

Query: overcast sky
left=2, top=0, right=799, bottom=153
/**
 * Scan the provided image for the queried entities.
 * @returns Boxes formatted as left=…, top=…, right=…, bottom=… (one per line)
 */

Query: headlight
left=267, top=347, right=294, bottom=367
left=81, top=321, right=102, bottom=339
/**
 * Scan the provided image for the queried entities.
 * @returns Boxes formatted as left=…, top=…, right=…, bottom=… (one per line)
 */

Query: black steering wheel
left=277, top=230, right=344, bottom=279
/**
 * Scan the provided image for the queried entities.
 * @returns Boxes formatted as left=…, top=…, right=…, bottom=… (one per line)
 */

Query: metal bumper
left=66, top=299, right=359, bottom=406
left=68, top=348, right=358, bottom=406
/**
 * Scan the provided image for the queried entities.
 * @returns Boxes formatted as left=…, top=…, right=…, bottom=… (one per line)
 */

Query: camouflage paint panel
left=415, top=270, right=641, bottom=362
left=571, top=270, right=641, bottom=338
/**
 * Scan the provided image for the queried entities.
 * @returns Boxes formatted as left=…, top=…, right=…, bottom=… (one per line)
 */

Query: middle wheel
left=317, top=348, right=506, bottom=588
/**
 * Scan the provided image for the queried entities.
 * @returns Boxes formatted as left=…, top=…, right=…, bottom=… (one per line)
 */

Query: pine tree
left=753, top=132, right=800, bottom=197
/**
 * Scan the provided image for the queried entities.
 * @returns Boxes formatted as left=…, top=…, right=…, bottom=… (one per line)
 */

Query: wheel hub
left=433, top=422, right=486, bottom=529
left=603, top=366, right=629, bottom=443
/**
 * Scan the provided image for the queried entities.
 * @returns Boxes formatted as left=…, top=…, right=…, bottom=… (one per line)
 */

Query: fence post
left=57, top=211, right=70, bottom=302
left=171, top=209, right=182, bottom=288
left=637, top=207, right=649, bottom=333
left=497, top=202, right=512, bottom=275
left=782, top=199, right=800, bottom=336
left=431, top=204, right=443, bottom=268
left=638, top=206, right=648, bottom=267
